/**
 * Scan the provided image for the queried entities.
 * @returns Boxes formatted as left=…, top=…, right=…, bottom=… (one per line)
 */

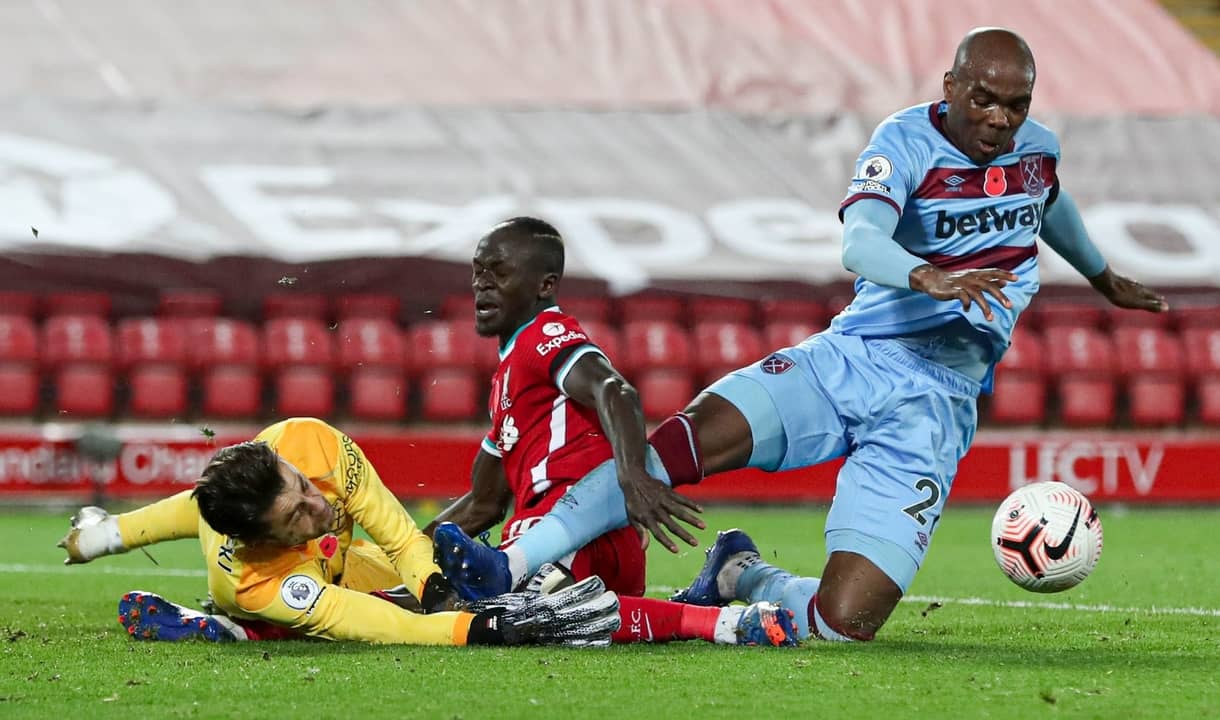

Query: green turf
left=1, top=505, right=1217, bottom=719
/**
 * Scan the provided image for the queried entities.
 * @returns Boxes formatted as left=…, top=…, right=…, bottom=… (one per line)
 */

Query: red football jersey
left=482, top=307, right=614, bottom=507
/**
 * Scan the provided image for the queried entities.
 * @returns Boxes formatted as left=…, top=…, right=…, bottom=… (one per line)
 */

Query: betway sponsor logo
left=1008, top=441, right=1164, bottom=496
left=934, top=202, right=1044, bottom=239
left=536, top=330, right=587, bottom=356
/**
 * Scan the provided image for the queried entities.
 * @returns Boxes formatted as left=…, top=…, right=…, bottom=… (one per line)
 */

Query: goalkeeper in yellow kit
left=58, top=417, right=619, bottom=646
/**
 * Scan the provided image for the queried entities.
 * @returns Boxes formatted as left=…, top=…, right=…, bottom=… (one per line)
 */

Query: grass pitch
left=1, top=504, right=1218, bottom=719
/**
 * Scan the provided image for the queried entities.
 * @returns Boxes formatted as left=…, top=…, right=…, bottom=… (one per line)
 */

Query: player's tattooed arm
left=424, top=449, right=512, bottom=540
left=561, top=352, right=704, bottom=553
left=909, top=265, right=1017, bottom=322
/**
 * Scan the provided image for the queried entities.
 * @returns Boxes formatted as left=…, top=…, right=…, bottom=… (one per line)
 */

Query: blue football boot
left=433, top=522, right=513, bottom=601
left=735, top=601, right=800, bottom=647
left=118, top=591, right=238, bottom=642
left=670, top=528, right=761, bottom=606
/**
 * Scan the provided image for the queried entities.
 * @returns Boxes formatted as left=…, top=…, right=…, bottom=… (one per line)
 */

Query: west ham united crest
left=1020, top=153, right=1044, bottom=198
left=761, top=353, right=794, bottom=375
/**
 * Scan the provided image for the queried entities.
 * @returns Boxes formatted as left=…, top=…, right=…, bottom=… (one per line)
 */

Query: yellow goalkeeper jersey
left=117, top=417, right=473, bottom=645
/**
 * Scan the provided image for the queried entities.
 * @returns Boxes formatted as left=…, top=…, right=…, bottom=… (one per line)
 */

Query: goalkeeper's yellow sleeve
left=225, top=557, right=475, bottom=645
left=115, top=490, right=200, bottom=549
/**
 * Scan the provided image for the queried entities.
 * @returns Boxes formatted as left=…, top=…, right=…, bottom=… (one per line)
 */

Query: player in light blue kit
left=433, top=27, right=1166, bottom=642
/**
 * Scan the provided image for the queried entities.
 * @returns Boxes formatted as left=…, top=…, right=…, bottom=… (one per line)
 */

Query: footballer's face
left=942, top=61, right=1033, bottom=165
left=260, top=458, right=335, bottom=547
left=471, top=234, right=551, bottom=341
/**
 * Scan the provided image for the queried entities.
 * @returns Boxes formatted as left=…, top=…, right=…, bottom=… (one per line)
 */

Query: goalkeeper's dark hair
left=489, top=216, right=565, bottom=278
left=192, top=441, right=284, bottom=542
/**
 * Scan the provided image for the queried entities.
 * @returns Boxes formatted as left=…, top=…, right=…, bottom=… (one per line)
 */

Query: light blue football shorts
left=704, top=331, right=980, bottom=592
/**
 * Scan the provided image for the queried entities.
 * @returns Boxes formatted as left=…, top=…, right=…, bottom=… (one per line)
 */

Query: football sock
left=647, top=413, right=703, bottom=487
left=610, top=597, right=741, bottom=644
left=511, top=449, right=673, bottom=578
left=737, top=562, right=820, bottom=640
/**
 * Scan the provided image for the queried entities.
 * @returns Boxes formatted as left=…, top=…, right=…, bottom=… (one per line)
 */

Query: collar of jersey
left=499, top=305, right=561, bottom=361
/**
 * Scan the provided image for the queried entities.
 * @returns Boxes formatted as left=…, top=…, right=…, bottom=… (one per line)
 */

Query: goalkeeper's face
left=259, top=459, right=336, bottom=547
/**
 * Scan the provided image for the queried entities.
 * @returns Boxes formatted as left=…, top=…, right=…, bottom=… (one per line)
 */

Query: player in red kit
left=427, top=217, right=798, bottom=647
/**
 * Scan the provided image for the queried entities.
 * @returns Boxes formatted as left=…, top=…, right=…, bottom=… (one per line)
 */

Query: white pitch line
left=647, top=585, right=1220, bottom=618
left=0, top=562, right=205, bottom=578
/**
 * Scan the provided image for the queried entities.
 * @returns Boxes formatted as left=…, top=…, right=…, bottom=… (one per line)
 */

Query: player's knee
left=811, top=594, right=885, bottom=642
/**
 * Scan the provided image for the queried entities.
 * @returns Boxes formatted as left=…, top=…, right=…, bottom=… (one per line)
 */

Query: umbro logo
left=943, top=175, right=966, bottom=192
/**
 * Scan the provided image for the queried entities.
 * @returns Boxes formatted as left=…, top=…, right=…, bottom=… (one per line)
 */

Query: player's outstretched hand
left=1088, top=266, right=1168, bottom=313
left=57, top=506, right=120, bottom=564
left=910, top=265, right=1017, bottom=321
left=618, top=465, right=704, bottom=554
left=466, top=575, right=621, bottom=647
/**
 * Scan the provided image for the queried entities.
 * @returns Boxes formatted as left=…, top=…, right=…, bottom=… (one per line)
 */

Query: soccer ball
left=991, top=482, right=1103, bottom=593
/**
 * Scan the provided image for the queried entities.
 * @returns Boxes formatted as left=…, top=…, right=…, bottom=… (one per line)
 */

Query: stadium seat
left=116, top=318, right=187, bottom=369
left=688, top=297, right=756, bottom=325
left=349, top=367, right=408, bottom=421
left=1056, top=376, right=1116, bottom=427
left=1042, top=327, right=1114, bottom=375
left=43, top=292, right=111, bottom=318
left=336, top=317, right=407, bottom=372
left=0, top=364, right=39, bottom=415
left=1127, top=376, right=1185, bottom=427
left=998, top=329, right=1045, bottom=374
left=158, top=290, right=223, bottom=318
left=1182, top=328, right=1220, bottom=378
left=1197, top=376, right=1220, bottom=426
left=1171, top=300, right=1220, bottom=330
left=271, top=366, right=334, bottom=418
left=408, top=320, right=497, bottom=373
left=559, top=297, right=613, bottom=323
left=53, top=364, right=113, bottom=418
left=692, top=321, right=764, bottom=381
left=418, top=368, right=481, bottom=421
left=759, top=298, right=828, bottom=326
left=185, top=318, right=260, bottom=371
left=634, top=369, right=695, bottom=421
left=262, top=318, right=334, bottom=370
left=1028, top=298, right=1106, bottom=331
left=42, top=315, right=113, bottom=369
left=333, top=293, right=401, bottom=321
left=0, top=291, right=38, bottom=318
left=201, top=365, right=262, bottom=419
left=1112, top=328, right=1183, bottom=378
left=440, top=294, right=473, bottom=320
left=618, top=321, right=693, bottom=375
left=0, top=315, right=38, bottom=364
left=579, top=321, right=622, bottom=363
left=128, top=365, right=189, bottom=419
left=1107, top=305, right=1171, bottom=329
left=263, top=293, right=329, bottom=321
left=763, top=320, right=820, bottom=352
left=988, top=372, right=1046, bottom=425
left=617, top=294, right=685, bottom=324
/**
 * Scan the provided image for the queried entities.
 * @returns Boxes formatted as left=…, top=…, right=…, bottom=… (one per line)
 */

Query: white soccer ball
left=991, top=482, right=1103, bottom=593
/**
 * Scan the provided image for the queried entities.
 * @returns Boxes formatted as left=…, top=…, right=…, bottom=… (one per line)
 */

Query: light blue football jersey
left=831, top=101, right=1061, bottom=388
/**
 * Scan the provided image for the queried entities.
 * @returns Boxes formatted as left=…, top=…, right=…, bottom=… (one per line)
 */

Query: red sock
left=235, top=619, right=299, bottom=641
left=613, top=597, right=716, bottom=644
left=647, top=413, right=703, bottom=487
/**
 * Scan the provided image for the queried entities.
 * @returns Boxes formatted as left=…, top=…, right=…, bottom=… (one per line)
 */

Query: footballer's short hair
left=192, top=441, right=284, bottom=542
left=489, top=216, right=565, bottom=277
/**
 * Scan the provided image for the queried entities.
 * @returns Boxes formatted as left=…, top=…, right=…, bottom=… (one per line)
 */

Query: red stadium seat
left=418, top=368, right=481, bottom=421
left=692, top=321, right=764, bottom=381
left=201, top=365, right=262, bottom=419
left=54, top=364, right=113, bottom=418
left=334, top=294, right=401, bottom=321
left=1056, top=376, right=1116, bottom=427
left=1171, top=300, right=1220, bottom=330
left=116, top=318, right=187, bottom=369
left=335, top=318, right=406, bottom=372
left=158, top=290, right=223, bottom=318
left=619, top=321, right=693, bottom=375
left=271, top=366, right=334, bottom=418
left=1112, top=328, right=1183, bottom=378
left=349, top=367, right=408, bottom=421
left=759, top=298, right=828, bottom=326
left=440, top=294, right=473, bottom=321
left=0, top=315, right=38, bottom=363
left=1042, top=327, right=1114, bottom=375
left=1127, top=376, right=1185, bottom=427
left=185, top=318, right=260, bottom=371
left=262, top=318, right=334, bottom=370
left=43, top=292, right=111, bottom=318
left=0, top=364, right=39, bottom=415
left=1182, top=328, right=1220, bottom=378
left=999, top=330, right=1045, bottom=374
left=579, top=321, right=623, bottom=364
left=42, top=315, right=113, bottom=369
left=409, top=320, right=497, bottom=373
left=618, top=294, right=685, bottom=324
left=559, top=297, right=613, bottom=323
left=1107, top=306, right=1170, bottom=329
left=1197, top=377, right=1220, bottom=426
left=688, top=297, right=756, bottom=325
left=988, top=372, right=1046, bottom=425
left=0, top=291, right=38, bottom=318
left=263, top=293, right=328, bottom=321
left=128, top=365, right=189, bottom=419
left=1028, top=298, right=1106, bottom=331
left=635, top=369, right=695, bottom=421
left=763, top=321, right=820, bottom=351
